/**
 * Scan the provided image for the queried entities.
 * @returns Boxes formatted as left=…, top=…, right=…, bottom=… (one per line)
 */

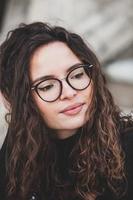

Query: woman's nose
left=59, top=80, right=77, bottom=100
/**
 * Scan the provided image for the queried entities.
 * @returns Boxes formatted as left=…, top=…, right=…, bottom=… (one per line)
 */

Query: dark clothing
left=0, top=127, right=133, bottom=200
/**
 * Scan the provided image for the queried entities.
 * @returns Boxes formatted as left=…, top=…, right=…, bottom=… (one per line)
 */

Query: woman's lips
left=61, top=103, right=84, bottom=116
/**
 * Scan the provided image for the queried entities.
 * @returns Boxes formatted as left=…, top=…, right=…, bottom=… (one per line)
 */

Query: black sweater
left=0, top=127, right=133, bottom=200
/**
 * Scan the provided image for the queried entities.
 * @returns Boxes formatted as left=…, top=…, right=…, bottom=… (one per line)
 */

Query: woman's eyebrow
left=66, top=63, right=80, bottom=73
left=32, top=75, right=54, bottom=85
left=32, top=63, right=82, bottom=85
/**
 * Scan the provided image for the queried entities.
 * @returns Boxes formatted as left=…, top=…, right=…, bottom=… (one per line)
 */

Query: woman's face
left=30, top=41, right=93, bottom=139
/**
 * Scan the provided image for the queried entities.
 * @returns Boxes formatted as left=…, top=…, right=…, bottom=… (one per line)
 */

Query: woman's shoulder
left=120, top=126, right=133, bottom=199
left=120, top=126, right=133, bottom=158
left=121, top=126, right=133, bottom=150
left=0, top=133, right=7, bottom=173
left=0, top=135, right=7, bottom=199
left=0, top=134, right=7, bottom=157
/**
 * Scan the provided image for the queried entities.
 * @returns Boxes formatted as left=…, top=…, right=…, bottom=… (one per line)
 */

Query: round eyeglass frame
left=31, top=64, right=93, bottom=102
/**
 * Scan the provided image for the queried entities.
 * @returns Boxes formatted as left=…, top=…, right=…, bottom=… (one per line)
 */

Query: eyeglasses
left=31, top=64, right=93, bottom=102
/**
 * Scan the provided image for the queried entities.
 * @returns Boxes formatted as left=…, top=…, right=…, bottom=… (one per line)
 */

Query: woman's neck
left=55, top=129, right=78, bottom=139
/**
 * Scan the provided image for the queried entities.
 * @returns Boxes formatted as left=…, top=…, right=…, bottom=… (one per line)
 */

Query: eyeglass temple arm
left=31, top=86, right=35, bottom=90
left=87, top=64, right=93, bottom=68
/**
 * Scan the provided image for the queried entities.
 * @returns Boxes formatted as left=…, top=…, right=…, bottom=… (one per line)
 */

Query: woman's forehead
left=29, top=41, right=81, bottom=81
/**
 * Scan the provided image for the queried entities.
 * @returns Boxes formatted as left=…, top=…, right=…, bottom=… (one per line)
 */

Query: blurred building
left=0, top=0, right=133, bottom=63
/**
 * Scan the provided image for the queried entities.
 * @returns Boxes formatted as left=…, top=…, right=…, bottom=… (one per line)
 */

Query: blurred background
left=0, top=0, right=133, bottom=147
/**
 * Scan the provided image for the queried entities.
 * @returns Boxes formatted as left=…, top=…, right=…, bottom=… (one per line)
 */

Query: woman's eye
left=38, top=84, right=53, bottom=91
left=72, top=72, right=84, bottom=79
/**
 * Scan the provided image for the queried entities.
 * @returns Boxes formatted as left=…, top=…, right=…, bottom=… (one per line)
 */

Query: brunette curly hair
left=0, top=22, right=133, bottom=200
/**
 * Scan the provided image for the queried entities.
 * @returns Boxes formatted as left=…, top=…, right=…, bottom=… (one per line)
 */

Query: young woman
left=0, top=22, right=133, bottom=200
